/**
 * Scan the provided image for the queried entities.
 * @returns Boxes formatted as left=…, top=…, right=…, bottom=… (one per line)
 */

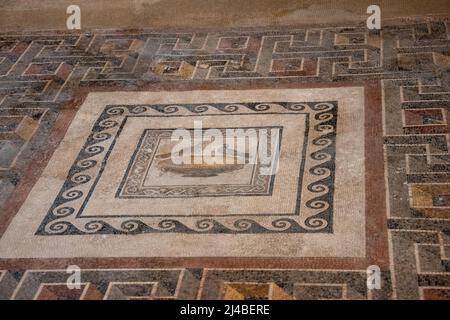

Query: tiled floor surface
left=0, top=17, right=449, bottom=299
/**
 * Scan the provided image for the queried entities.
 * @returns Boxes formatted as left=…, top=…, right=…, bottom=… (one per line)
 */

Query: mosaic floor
left=0, top=17, right=449, bottom=300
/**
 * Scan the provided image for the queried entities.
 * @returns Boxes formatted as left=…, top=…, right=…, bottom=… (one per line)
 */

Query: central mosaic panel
left=36, top=101, right=337, bottom=235
left=116, top=127, right=280, bottom=198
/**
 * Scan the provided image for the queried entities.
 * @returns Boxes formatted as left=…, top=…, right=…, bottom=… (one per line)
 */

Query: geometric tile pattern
left=7, top=269, right=200, bottom=300
left=0, top=17, right=449, bottom=299
left=0, top=268, right=393, bottom=300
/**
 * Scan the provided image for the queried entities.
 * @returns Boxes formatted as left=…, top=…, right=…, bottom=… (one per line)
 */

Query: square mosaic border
left=36, top=101, right=337, bottom=235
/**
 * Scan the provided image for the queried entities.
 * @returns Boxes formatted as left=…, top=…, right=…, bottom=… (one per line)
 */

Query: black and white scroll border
left=36, top=101, right=337, bottom=235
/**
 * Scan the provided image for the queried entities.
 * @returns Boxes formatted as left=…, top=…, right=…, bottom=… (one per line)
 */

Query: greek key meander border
left=35, top=101, right=337, bottom=235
